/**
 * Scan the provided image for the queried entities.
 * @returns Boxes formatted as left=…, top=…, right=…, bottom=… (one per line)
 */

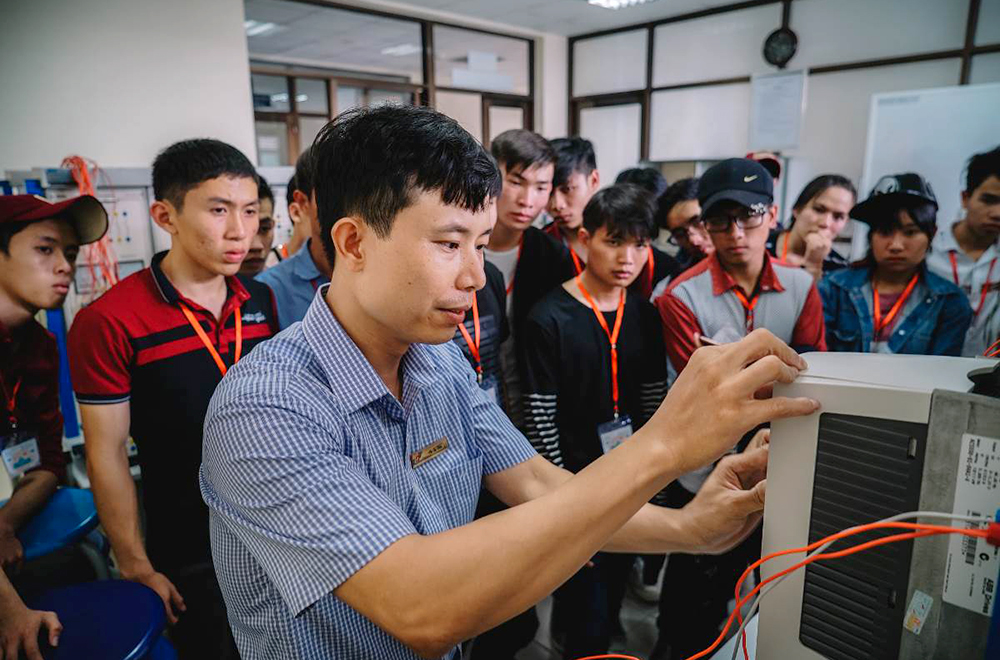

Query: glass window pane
left=573, top=30, right=647, bottom=97
left=970, top=52, right=1000, bottom=85
left=651, top=5, right=779, bottom=88
left=578, top=104, right=641, bottom=183
left=295, top=78, right=328, bottom=115
left=255, top=120, right=289, bottom=166
left=298, top=116, right=327, bottom=155
left=488, top=106, right=524, bottom=142
left=336, top=86, right=363, bottom=115
left=436, top=90, right=483, bottom=143
left=244, top=0, right=423, bottom=84
left=433, top=25, right=529, bottom=95
left=368, top=89, right=410, bottom=107
left=252, top=74, right=290, bottom=112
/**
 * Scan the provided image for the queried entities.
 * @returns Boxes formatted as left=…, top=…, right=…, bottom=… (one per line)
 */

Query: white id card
left=1, top=434, right=41, bottom=478
left=598, top=415, right=633, bottom=454
left=480, top=374, right=502, bottom=407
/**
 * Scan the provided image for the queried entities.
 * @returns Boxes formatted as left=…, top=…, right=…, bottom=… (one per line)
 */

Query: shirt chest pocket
left=409, top=441, right=484, bottom=528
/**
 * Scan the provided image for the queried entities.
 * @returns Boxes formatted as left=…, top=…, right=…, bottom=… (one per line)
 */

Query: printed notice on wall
left=748, top=69, right=807, bottom=151
left=942, top=433, right=999, bottom=617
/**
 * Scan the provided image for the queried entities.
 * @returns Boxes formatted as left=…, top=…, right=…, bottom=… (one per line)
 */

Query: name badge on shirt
left=597, top=415, right=633, bottom=455
left=1, top=433, right=41, bottom=478
left=480, top=374, right=501, bottom=407
left=410, top=437, right=449, bottom=469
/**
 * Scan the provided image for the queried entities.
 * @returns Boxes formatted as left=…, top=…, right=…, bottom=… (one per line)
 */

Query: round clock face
left=764, top=27, right=798, bottom=67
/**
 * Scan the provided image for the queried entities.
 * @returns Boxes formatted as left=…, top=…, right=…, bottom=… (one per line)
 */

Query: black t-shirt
left=452, top=260, right=509, bottom=400
left=522, top=286, right=668, bottom=473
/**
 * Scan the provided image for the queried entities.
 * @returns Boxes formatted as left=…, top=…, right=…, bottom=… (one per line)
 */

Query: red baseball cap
left=745, top=151, right=782, bottom=180
left=0, top=194, right=108, bottom=245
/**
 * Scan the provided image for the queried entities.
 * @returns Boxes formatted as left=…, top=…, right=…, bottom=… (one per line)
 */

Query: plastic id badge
left=598, top=415, right=633, bottom=454
left=480, top=374, right=502, bottom=407
left=1, top=434, right=41, bottom=478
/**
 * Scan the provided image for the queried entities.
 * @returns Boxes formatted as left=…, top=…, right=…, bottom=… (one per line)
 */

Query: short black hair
left=312, top=105, right=501, bottom=266
left=615, top=167, right=667, bottom=198
left=965, top=146, right=1000, bottom=193
left=285, top=174, right=298, bottom=207
left=655, top=177, right=699, bottom=229
left=257, top=176, right=274, bottom=205
left=867, top=200, right=937, bottom=241
left=491, top=130, right=555, bottom=176
left=550, top=137, right=597, bottom=187
left=152, top=138, right=257, bottom=210
left=582, top=183, right=657, bottom=243
left=790, top=174, right=856, bottom=227
left=0, top=220, right=32, bottom=255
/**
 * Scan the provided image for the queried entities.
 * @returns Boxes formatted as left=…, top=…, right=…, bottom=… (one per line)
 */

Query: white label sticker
left=942, top=432, right=1000, bottom=617
left=903, top=589, right=933, bottom=635
left=1, top=436, right=41, bottom=478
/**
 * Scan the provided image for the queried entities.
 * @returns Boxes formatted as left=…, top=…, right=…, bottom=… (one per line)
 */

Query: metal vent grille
left=799, top=413, right=927, bottom=660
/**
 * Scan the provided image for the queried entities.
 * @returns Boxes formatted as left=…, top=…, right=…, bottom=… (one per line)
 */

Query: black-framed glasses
left=704, top=210, right=766, bottom=233
left=668, top=218, right=707, bottom=245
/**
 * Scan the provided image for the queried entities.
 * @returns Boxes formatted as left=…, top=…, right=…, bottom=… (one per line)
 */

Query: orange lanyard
left=179, top=304, right=242, bottom=377
left=456, top=296, right=483, bottom=383
left=645, top=248, right=655, bottom=294
left=0, top=372, right=22, bottom=429
left=781, top=233, right=790, bottom=261
left=280, top=244, right=289, bottom=259
left=575, top=276, right=626, bottom=418
left=950, top=251, right=997, bottom=317
left=568, top=247, right=584, bottom=276
left=505, top=239, right=525, bottom=296
left=985, top=335, right=1000, bottom=358
left=732, top=288, right=760, bottom=332
left=873, top=273, right=919, bottom=335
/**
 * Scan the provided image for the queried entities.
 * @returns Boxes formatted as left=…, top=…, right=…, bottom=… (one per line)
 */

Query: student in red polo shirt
left=652, top=158, right=824, bottom=660
left=0, top=194, right=107, bottom=658
left=68, top=140, right=278, bottom=659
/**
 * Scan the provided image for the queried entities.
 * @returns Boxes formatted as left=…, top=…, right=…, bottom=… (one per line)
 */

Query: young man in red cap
left=0, top=193, right=108, bottom=658
left=68, top=139, right=278, bottom=659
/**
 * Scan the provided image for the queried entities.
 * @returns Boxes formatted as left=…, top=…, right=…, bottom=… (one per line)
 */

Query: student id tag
left=1, top=433, right=41, bottom=478
left=480, top=374, right=502, bottom=407
left=597, top=415, right=633, bottom=454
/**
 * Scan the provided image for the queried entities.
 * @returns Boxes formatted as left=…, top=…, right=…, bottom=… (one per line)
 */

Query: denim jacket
left=818, top=263, right=973, bottom=355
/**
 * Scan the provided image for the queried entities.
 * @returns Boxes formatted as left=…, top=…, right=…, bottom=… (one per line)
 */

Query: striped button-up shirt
left=200, top=286, right=536, bottom=659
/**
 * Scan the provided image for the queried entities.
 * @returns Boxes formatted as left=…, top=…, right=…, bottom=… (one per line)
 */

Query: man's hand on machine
left=678, top=446, right=769, bottom=555
left=645, top=328, right=818, bottom=477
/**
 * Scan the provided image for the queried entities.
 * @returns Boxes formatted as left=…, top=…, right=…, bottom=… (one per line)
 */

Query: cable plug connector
left=987, top=522, right=1000, bottom=547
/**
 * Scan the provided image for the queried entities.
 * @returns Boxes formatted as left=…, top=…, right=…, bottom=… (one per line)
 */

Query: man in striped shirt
left=201, top=105, right=820, bottom=660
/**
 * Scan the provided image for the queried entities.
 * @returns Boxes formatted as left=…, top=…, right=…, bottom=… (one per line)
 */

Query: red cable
left=682, top=522, right=988, bottom=660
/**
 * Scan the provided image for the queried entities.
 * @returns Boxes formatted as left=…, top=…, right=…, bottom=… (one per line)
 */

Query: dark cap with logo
left=851, top=173, right=938, bottom=225
left=698, top=158, right=774, bottom=217
left=0, top=194, right=108, bottom=245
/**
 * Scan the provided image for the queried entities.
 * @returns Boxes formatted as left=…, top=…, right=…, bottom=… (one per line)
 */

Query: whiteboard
left=850, top=82, right=1000, bottom=258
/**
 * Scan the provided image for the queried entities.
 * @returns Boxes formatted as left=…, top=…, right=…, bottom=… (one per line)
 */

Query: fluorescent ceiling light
left=244, top=20, right=279, bottom=37
left=587, top=0, right=660, bottom=8
left=381, top=43, right=421, bottom=57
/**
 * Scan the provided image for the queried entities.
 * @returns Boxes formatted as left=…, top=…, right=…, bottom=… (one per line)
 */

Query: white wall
left=0, top=0, right=257, bottom=173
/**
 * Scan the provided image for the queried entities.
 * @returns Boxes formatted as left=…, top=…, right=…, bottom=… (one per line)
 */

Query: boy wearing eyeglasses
left=649, top=158, right=825, bottom=660
left=656, top=158, right=825, bottom=373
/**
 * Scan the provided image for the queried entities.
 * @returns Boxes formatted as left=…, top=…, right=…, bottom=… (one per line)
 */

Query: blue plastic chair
left=4, top=487, right=99, bottom=561
left=145, top=635, right=178, bottom=660
left=26, top=580, right=167, bottom=660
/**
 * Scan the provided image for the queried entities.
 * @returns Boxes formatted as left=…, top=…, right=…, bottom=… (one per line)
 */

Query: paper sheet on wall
left=749, top=69, right=807, bottom=151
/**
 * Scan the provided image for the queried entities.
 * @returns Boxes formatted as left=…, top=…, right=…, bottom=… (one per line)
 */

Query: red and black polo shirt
left=67, top=251, right=277, bottom=571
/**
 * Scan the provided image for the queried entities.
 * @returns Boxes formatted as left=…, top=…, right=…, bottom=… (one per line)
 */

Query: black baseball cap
left=698, top=158, right=774, bottom=217
left=851, top=173, right=938, bottom=225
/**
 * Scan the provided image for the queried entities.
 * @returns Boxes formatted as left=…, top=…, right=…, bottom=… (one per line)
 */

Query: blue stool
left=26, top=580, right=167, bottom=660
left=5, top=487, right=99, bottom=561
